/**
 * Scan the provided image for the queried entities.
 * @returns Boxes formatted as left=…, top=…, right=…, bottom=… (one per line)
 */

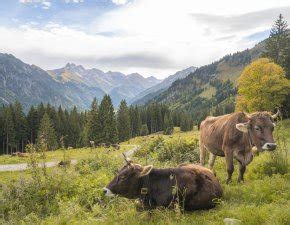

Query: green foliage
left=140, top=124, right=149, bottom=136
left=236, top=58, right=290, bottom=112
left=163, top=113, right=174, bottom=135
left=180, top=113, right=193, bottom=132
left=36, top=113, right=57, bottom=151
left=117, top=100, right=131, bottom=142
left=264, top=14, right=290, bottom=77
left=84, top=97, right=99, bottom=145
left=248, top=120, right=289, bottom=179
left=135, top=137, right=199, bottom=165
left=157, top=139, right=199, bottom=164
left=97, top=95, right=118, bottom=144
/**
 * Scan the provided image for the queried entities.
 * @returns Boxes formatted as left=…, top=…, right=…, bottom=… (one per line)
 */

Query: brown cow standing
left=104, top=160, right=223, bottom=210
left=200, top=111, right=278, bottom=183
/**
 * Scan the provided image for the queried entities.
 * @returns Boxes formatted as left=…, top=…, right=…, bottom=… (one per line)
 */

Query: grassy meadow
left=0, top=120, right=289, bottom=224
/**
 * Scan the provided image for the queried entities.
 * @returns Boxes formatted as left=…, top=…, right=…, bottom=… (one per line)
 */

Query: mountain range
left=0, top=53, right=195, bottom=111
left=139, top=40, right=266, bottom=122
left=129, top=66, right=197, bottom=105
left=0, top=37, right=267, bottom=113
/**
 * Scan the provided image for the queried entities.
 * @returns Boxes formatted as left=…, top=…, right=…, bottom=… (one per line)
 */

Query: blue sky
left=0, top=0, right=289, bottom=78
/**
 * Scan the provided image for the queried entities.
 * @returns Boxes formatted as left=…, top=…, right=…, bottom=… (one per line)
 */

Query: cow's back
left=200, top=112, right=247, bottom=155
left=177, top=164, right=223, bottom=210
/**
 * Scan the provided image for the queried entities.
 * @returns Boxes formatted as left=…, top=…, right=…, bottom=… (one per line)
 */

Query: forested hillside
left=0, top=97, right=193, bottom=155
left=148, top=41, right=265, bottom=123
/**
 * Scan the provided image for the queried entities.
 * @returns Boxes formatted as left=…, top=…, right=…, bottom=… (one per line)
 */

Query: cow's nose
left=266, top=143, right=277, bottom=151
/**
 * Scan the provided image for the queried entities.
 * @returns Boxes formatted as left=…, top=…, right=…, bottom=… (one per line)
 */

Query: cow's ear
left=139, top=165, right=153, bottom=177
left=236, top=123, right=249, bottom=133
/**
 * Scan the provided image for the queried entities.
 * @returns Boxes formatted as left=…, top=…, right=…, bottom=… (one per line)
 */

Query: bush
left=140, top=124, right=149, bottom=136
left=134, top=136, right=164, bottom=158
left=157, top=139, right=199, bottom=164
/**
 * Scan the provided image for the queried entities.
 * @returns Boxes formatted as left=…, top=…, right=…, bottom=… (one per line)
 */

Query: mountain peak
left=65, top=62, right=76, bottom=68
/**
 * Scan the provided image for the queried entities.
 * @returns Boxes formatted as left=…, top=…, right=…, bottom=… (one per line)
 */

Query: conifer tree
left=163, top=113, right=174, bottom=135
left=12, top=101, right=27, bottom=152
left=37, top=113, right=57, bottom=150
left=0, top=106, right=5, bottom=154
left=84, top=97, right=99, bottom=144
left=68, top=106, right=81, bottom=147
left=3, top=106, right=15, bottom=154
left=117, top=100, right=131, bottom=142
left=140, top=124, right=149, bottom=136
left=265, top=14, right=289, bottom=76
left=27, top=106, right=38, bottom=144
left=97, top=95, right=118, bottom=144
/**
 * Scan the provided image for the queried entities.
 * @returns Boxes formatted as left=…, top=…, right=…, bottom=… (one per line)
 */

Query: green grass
left=0, top=144, right=133, bottom=165
left=0, top=120, right=289, bottom=224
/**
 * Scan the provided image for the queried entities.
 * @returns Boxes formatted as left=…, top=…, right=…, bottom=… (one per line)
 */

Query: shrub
left=157, top=139, right=199, bottom=164
left=134, top=136, right=164, bottom=158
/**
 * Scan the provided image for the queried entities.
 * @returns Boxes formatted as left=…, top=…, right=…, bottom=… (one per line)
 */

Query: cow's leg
left=208, top=152, right=216, bottom=170
left=237, top=161, right=246, bottom=183
left=199, top=144, right=207, bottom=166
left=225, top=150, right=234, bottom=184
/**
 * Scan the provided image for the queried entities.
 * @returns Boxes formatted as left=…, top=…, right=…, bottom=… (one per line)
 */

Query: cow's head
left=103, top=155, right=153, bottom=199
left=235, top=111, right=279, bottom=151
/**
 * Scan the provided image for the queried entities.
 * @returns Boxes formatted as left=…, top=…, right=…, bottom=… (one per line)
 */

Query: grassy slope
left=0, top=120, right=289, bottom=224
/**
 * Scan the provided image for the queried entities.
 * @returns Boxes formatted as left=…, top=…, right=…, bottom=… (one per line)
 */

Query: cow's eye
left=254, top=126, right=261, bottom=131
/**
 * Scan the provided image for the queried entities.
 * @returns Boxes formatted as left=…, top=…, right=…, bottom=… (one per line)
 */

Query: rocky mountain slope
left=0, top=53, right=106, bottom=111
left=0, top=54, right=161, bottom=111
left=144, top=40, right=266, bottom=122
left=130, top=66, right=196, bottom=105
left=48, top=63, right=161, bottom=106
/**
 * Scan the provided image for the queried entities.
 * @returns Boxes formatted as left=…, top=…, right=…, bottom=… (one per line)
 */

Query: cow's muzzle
left=262, top=143, right=277, bottom=151
left=103, top=187, right=115, bottom=197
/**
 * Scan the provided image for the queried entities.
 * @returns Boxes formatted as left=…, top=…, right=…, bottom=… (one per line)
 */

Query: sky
left=0, top=0, right=289, bottom=79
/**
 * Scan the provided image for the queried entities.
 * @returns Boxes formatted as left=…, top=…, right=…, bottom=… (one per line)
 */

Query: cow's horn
left=272, top=109, right=280, bottom=119
left=122, top=153, right=133, bottom=167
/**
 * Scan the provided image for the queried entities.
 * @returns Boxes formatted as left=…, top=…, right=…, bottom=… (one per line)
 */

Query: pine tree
left=84, top=98, right=99, bottom=144
left=140, top=124, right=149, bottom=136
left=97, top=95, right=118, bottom=144
left=12, top=101, right=27, bottom=152
left=265, top=14, right=289, bottom=72
left=27, top=106, right=38, bottom=144
left=117, top=100, right=131, bottom=142
left=68, top=106, right=81, bottom=147
left=180, top=113, right=193, bottom=132
left=3, top=106, right=15, bottom=154
left=37, top=113, right=57, bottom=151
left=163, top=113, right=174, bottom=135
left=0, top=106, right=5, bottom=154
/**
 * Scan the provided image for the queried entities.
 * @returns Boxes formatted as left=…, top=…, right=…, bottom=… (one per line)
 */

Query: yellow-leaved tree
left=236, top=58, right=290, bottom=112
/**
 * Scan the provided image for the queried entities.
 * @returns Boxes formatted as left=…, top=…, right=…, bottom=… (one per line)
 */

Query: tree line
left=0, top=95, right=193, bottom=155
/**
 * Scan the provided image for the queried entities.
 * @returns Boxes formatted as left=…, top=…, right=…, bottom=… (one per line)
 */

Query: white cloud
left=19, top=0, right=51, bottom=9
left=112, top=0, right=128, bottom=5
left=64, top=0, right=84, bottom=3
left=42, top=1, right=51, bottom=9
left=7, top=0, right=290, bottom=78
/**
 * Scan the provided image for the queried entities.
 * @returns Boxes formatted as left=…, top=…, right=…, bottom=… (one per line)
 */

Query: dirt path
left=0, top=160, right=78, bottom=172
left=0, top=145, right=140, bottom=172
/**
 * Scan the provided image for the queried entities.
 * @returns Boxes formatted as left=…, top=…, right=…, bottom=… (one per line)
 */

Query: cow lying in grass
left=104, top=157, right=222, bottom=211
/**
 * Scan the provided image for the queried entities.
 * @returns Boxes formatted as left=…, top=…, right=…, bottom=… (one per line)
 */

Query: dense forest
left=0, top=96, right=192, bottom=155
